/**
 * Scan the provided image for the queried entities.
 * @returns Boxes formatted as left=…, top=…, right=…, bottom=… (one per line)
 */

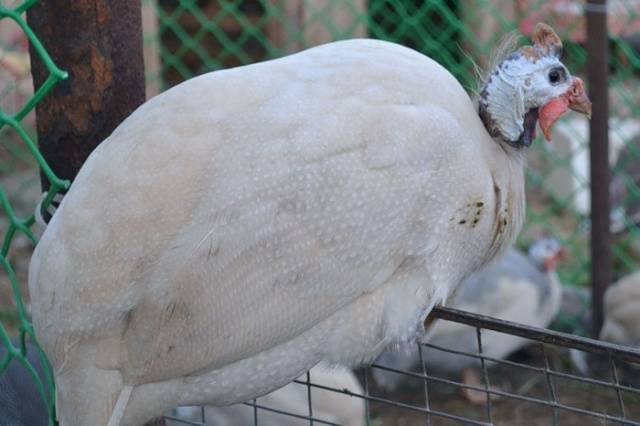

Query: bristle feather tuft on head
left=473, top=32, right=521, bottom=104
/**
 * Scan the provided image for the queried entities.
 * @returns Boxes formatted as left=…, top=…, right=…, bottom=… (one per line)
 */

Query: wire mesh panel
left=165, top=307, right=640, bottom=426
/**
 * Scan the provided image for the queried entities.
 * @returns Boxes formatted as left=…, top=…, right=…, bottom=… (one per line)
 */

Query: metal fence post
left=586, top=0, right=611, bottom=338
left=26, top=0, right=146, bottom=192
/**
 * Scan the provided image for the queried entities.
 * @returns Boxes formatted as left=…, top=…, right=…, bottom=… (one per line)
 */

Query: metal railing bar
left=430, top=307, right=640, bottom=363
left=418, top=344, right=432, bottom=426
left=305, top=371, right=314, bottom=425
left=162, top=415, right=204, bottom=426
left=476, top=327, right=493, bottom=423
left=241, top=401, right=340, bottom=426
left=611, top=358, right=628, bottom=420
left=542, top=344, right=559, bottom=425
left=362, top=369, right=371, bottom=426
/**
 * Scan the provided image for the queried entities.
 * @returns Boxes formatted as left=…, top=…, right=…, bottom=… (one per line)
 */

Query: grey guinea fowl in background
left=372, top=237, right=564, bottom=396
left=28, top=23, right=590, bottom=425
left=0, top=342, right=50, bottom=426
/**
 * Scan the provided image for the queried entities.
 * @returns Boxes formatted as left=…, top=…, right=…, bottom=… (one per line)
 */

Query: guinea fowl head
left=478, top=23, right=592, bottom=148
left=528, top=236, right=565, bottom=272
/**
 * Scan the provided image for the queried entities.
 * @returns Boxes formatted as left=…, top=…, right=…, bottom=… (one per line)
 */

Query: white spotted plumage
left=30, top=39, right=528, bottom=425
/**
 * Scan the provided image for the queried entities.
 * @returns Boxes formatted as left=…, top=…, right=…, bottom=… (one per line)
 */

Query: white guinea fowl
left=28, top=23, right=590, bottom=425
left=600, top=270, right=640, bottom=347
left=372, top=237, right=564, bottom=398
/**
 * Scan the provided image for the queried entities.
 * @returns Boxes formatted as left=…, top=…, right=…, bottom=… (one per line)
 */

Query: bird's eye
left=548, top=68, right=565, bottom=85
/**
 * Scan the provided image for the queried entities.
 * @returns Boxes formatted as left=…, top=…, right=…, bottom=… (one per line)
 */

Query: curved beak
left=567, top=78, right=592, bottom=119
left=539, top=77, right=592, bottom=142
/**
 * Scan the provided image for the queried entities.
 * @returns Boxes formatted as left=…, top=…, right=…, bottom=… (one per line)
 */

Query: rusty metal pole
left=27, top=1, right=146, bottom=192
left=586, top=0, right=610, bottom=338
left=26, top=2, right=165, bottom=425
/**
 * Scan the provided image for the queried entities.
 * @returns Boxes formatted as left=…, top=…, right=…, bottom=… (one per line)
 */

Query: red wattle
left=539, top=97, right=570, bottom=142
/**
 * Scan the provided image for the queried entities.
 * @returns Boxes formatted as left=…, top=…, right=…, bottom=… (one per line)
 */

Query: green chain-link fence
left=0, top=0, right=638, bottom=423
left=0, top=1, right=68, bottom=424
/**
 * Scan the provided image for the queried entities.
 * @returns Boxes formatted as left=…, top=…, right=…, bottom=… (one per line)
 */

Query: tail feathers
left=54, top=339, right=184, bottom=425
left=54, top=344, right=124, bottom=426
